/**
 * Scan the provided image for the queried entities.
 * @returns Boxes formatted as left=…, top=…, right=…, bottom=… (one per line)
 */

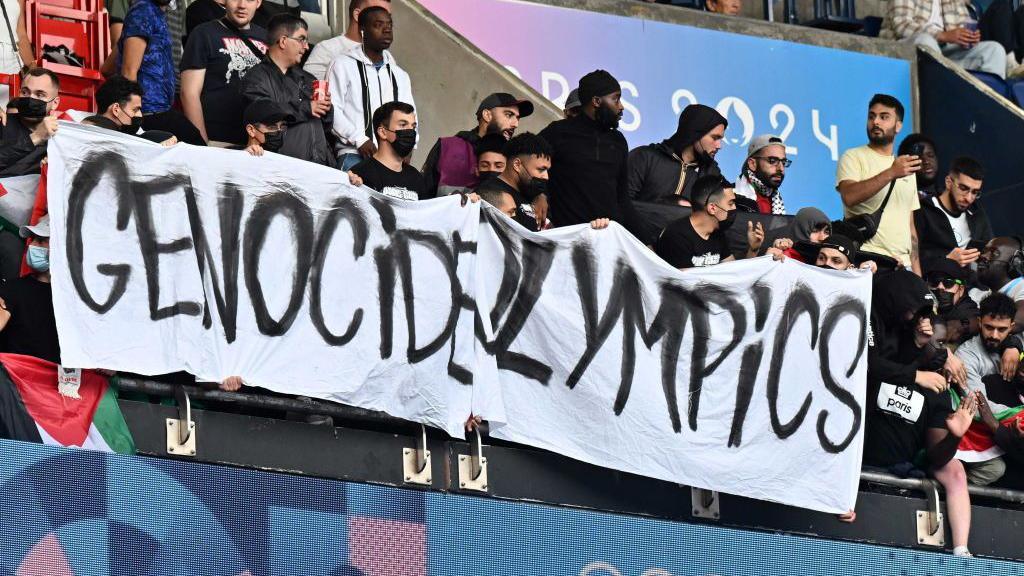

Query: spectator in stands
left=351, top=101, right=424, bottom=199
left=626, top=103, right=727, bottom=243
left=181, top=0, right=269, bottom=146
left=882, top=0, right=1007, bottom=78
left=240, top=15, right=334, bottom=166
left=0, top=216, right=58, bottom=363
left=914, top=156, right=992, bottom=267
left=736, top=134, right=789, bottom=215
left=117, top=0, right=205, bottom=145
left=475, top=132, right=551, bottom=231
left=760, top=207, right=830, bottom=262
left=837, top=94, right=922, bottom=274
left=304, top=0, right=391, bottom=80
left=95, top=76, right=144, bottom=135
left=654, top=174, right=764, bottom=269
left=925, top=257, right=979, bottom=343
left=474, top=134, right=507, bottom=184
left=973, top=237, right=1024, bottom=328
left=863, top=268, right=977, bottom=557
left=540, top=70, right=645, bottom=239
left=563, top=89, right=581, bottom=119
left=955, top=292, right=1023, bottom=486
left=706, top=0, right=742, bottom=15
left=897, top=134, right=941, bottom=198
left=238, top=99, right=292, bottom=156
left=0, top=68, right=60, bottom=177
left=420, top=93, right=533, bottom=199
left=81, top=115, right=120, bottom=131
left=329, top=6, right=414, bottom=171
left=0, top=0, right=34, bottom=78
left=477, top=188, right=518, bottom=220
left=814, top=234, right=878, bottom=271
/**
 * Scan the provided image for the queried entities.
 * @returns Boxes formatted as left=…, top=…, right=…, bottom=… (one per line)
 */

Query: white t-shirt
left=970, top=277, right=1024, bottom=306
left=933, top=197, right=971, bottom=248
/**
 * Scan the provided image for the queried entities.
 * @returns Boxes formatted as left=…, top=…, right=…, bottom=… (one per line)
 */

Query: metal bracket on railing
left=402, top=424, right=432, bottom=486
left=916, top=479, right=945, bottom=546
left=458, top=428, right=488, bottom=492
left=166, top=385, right=197, bottom=457
left=691, top=488, right=720, bottom=520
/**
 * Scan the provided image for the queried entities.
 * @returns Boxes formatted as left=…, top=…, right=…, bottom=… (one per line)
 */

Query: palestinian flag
left=0, top=353, right=134, bottom=454
left=954, top=379, right=1024, bottom=462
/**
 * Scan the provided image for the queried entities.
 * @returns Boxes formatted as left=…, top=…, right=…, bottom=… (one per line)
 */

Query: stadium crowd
left=1, top=0, right=1024, bottom=558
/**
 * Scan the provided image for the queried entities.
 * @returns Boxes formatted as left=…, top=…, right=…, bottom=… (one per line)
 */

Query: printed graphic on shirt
left=877, top=382, right=924, bottom=423
left=219, top=37, right=267, bottom=83
left=381, top=187, right=419, bottom=201
left=692, top=251, right=722, bottom=267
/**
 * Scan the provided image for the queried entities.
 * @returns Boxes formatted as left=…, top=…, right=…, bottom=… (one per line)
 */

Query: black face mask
left=390, top=129, right=417, bottom=157
left=262, top=130, right=284, bottom=152
left=8, top=96, right=48, bottom=120
left=933, top=289, right=955, bottom=314
left=717, top=206, right=737, bottom=230
left=595, top=105, right=620, bottom=130
left=117, top=111, right=143, bottom=134
left=478, top=170, right=502, bottom=183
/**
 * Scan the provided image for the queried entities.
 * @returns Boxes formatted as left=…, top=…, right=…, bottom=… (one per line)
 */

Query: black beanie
left=577, top=70, right=621, bottom=105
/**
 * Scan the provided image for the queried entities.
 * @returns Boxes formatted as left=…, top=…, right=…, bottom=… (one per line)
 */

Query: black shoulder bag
left=844, top=179, right=897, bottom=242
left=219, top=18, right=266, bottom=61
left=0, top=0, right=23, bottom=71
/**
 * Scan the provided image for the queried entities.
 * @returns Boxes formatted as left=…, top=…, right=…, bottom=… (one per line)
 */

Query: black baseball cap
left=923, top=256, right=969, bottom=284
left=243, top=100, right=295, bottom=127
left=820, top=234, right=858, bottom=261
left=476, top=93, right=534, bottom=118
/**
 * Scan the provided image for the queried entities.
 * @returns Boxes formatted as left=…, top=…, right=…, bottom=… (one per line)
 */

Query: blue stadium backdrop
left=0, top=439, right=1021, bottom=575
left=418, top=0, right=914, bottom=218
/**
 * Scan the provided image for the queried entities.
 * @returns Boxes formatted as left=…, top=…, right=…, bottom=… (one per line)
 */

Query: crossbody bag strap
left=219, top=18, right=265, bottom=61
left=0, top=0, right=23, bottom=69
left=355, top=60, right=372, bottom=139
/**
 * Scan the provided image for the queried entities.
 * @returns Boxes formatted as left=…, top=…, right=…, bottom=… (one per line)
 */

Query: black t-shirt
left=475, top=177, right=539, bottom=232
left=0, top=277, right=59, bottom=364
left=863, top=380, right=953, bottom=468
left=184, top=0, right=226, bottom=43
left=653, top=217, right=730, bottom=269
left=180, top=19, right=267, bottom=144
left=352, top=158, right=425, bottom=200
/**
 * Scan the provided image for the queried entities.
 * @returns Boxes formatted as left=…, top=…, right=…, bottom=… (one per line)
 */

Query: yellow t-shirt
left=836, top=145, right=920, bottom=265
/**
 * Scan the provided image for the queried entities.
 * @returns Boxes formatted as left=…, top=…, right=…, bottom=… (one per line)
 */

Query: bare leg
left=933, top=459, right=971, bottom=550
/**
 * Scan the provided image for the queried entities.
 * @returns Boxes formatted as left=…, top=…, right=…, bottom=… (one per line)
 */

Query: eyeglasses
left=927, top=277, right=962, bottom=290
left=284, top=36, right=309, bottom=46
left=753, top=156, right=792, bottom=167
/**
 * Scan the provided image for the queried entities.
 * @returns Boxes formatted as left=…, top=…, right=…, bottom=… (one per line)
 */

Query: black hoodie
left=625, top=105, right=727, bottom=243
left=864, top=269, right=953, bottom=468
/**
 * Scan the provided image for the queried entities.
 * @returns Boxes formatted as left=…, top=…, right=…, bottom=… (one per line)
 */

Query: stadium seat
left=970, top=71, right=1011, bottom=99
left=1011, top=79, right=1024, bottom=107
left=40, top=62, right=104, bottom=113
left=30, top=2, right=110, bottom=71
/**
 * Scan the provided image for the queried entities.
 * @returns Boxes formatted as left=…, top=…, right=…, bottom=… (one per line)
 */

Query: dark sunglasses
left=927, top=277, right=962, bottom=290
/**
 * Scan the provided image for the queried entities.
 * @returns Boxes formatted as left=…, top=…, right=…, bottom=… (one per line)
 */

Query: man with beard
left=736, top=134, right=788, bottom=215
left=654, top=175, right=764, bottom=269
left=475, top=132, right=551, bottom=231
left=420, top=92, right=533, bottom=199
left=914, top=156, right=992, bottom=266
left=540, top=70, right=645, bottom=238
left=862, top=268, right=978, bottom=557
left=625, top=103, right=727, bottom=244
left=837, top=94, right=922, bottom=274
left=972, top=237, right=1024, bottom=329
left=955, top=293, right=1023, bottom=485
left=897, top=134, right=941, bottom=198
left=0, top=68, right=60, bottom=176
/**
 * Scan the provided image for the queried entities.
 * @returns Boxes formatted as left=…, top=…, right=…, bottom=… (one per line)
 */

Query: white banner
left=47, top=125, right=871, bottom=513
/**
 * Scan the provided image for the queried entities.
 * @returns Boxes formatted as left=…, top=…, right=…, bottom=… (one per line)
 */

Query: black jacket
left=913, top=196, right=993, bottom=263
left=626, top=142, right=721, bottom=244
left=240, top=59, right=335, bottom=167
left=868, top=270, right=939, bottom=387
left=539, top=114, right=644, bottom=238
left=0, top=116, right=47, bottom=177
left=420, top=128, right=478, bottom=200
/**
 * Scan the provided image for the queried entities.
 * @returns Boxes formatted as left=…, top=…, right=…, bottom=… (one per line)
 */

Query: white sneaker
left=953, top=546, right=973, bottom=558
